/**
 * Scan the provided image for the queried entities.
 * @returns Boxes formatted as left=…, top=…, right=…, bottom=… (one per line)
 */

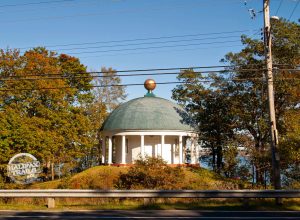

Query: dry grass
left=0, top=166, right=297, bottom=210
left=32, top=166, right=245, bottom=190
left=0, top=198, right=299, bottom=211
left=32, top=166, right=128, bottom=189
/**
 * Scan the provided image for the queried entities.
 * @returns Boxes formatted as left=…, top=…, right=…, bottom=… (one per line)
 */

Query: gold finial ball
left=144, top=79, right=156, bottom=91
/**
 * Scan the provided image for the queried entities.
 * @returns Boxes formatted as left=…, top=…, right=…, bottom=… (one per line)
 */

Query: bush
left=57, top=175, right=72, bottom=189
left=115, top=156, right=185, bottom=189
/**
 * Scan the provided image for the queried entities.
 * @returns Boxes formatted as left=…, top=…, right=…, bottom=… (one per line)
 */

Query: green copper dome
left=101, top=96, right=193, bottom=132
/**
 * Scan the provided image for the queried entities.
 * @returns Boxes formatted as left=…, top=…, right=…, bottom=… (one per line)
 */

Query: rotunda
left=100, top=79, right=199, bottom=165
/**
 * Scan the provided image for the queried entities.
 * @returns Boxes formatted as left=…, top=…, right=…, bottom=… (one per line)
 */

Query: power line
left=0, top=65, right=296, bottom=78
left=288, top=0, right=300, bottom=20
left=2, top=65, right=231, bottom=78
left=0, top=69, right=265, bottom=81
left=36, top=35, right=242, bottom=53
left=0, top=0, right=96, bottom=14
left=77, top=44, right=244, bottom=59
left=0, top=65, right=266, bottom=78
left=0, top=1, right=242, bottom=24
left=0, top=80, right=268, bottom=92
left=275, top=0, right=283, bottom=15
left=0, top=0, right=76, bottom=8
left=66, top=40, right=241, bottom=55
left=0, top=77, right=299, bottom=92
left=0, top=68, right=298, bottom=81
left=18, top=30, right=255, bottom=50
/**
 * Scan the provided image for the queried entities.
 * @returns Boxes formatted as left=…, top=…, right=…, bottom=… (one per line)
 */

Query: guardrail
left=0, top=189, right=299, bottom=208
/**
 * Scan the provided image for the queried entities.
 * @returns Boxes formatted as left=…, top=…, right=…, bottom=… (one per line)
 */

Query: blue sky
left=0, top=0, right=299, bottom=100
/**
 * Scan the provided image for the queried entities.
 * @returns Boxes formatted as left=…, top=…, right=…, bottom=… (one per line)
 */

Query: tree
left=172, top=70, right=235, bottom=172
left=221, top=18, right=300, bottom=184
left=0, top=48, right=94, bottom=180
left=82, top=67, right=127, bottom=167
left=279, top=110, right=300, bottom=188
left=93, top=67, right=127, bottom=112
left=222, top=144, right=239, bottom=178
left=172, top=19, right=299, bottom=185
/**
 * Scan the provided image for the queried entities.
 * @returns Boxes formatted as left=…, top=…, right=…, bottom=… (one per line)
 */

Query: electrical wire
left=77, top=44, right=244, bottom=59
left=36, top=35, right=242, bottom=53
left=0, top=69, right=265, bottom=81
left=8, top=68, right=300, bottom=81
left=275, top=0, right=283, bottom=16
left=0, top=1, right=242, bottom=24
left=18, top=30, right=255, bottom=50
left=0, top=77, right=299, bottom=92
left=0, top=65, right=265, bottom=78
left=0, top=0, right=96, bottom=14
left=288, top=0, right=300, bottom=20
left=0, top=66, right=298, bottom=79
left=0, top=0, right=76, bottom=8
left=66, top=40, right=241, bottom=55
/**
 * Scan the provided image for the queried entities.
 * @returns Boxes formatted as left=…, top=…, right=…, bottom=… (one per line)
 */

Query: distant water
left=199, top=154, right=249, bottom=170
left=199, top=154, right=272, bottom=185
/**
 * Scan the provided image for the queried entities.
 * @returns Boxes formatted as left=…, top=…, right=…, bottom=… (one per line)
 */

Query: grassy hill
left=1, top=166, right=299, bottom=211
left=32, top=166, right=244, bottom=190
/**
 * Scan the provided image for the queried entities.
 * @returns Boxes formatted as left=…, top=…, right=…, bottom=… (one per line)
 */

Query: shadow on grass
left=0, top=198, right=299, bottom=211
left=137, top=198, right=300, bottom=211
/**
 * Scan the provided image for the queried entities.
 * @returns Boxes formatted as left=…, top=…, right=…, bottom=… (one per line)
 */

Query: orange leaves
left=0, top=48, right=95, bottom=170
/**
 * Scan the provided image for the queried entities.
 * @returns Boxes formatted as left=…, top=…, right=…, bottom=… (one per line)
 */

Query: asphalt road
left=0, top=210, right=299, bottom=220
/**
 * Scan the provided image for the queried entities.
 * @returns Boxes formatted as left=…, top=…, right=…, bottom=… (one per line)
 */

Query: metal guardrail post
left=47, top=198, right=55, bottom=208
left=143, top=198, right=151, bottom=206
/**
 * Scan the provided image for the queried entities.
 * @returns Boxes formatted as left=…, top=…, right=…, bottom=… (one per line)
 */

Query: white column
left=140, top=135, right=145, bottom=158
left=191, top=138, right=195, bottom=164
left=155, top=144, right=158, bottom=158
left=195, top=138, right=199, bottom=165
left=101, top=137, right=106, bottom=164
left=161, top=135, right=165, bottom=159
left=171, top=143, right=174, bottom=164
left=179, top=135, right=183, bottom=164
left=108, top=136, right=112, bottom=165
left=121, top=135, right=126, bottom=164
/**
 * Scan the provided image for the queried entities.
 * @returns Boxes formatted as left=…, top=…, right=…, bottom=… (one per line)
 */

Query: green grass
left=0, top=198, right=299, bottom=211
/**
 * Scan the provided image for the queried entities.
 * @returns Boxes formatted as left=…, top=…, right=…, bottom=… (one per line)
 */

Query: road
left=0, top=210, right=299, bottom=219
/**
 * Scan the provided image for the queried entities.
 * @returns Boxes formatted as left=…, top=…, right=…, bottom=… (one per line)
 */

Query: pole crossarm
left=0, top=190, right=299, bottom=198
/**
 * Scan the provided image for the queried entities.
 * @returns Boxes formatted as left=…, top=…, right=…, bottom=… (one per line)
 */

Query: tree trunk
left=256, top=164, right=264, bottom=185
left=212, top=147, right=216, bottom=171
left=255, top=139, right=265, bottom=185
left=252, top=164, right=255, bottom=186
left=51, top=162, right=55, bottom=181
left=216, top=145, right=223, bottom=173
left=46, top=161, right=51, bottom=180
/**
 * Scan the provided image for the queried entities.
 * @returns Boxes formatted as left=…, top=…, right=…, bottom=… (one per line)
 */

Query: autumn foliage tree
left=0, top=48, right=111, bottom=181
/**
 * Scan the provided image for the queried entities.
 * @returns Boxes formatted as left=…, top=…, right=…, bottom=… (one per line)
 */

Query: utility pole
left=263, top=0, right=281, bottom=191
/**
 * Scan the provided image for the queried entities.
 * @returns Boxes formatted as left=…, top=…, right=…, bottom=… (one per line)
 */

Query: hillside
left=7, top=166, right=300, bottom=211
left=32, top=166, right=245, bottom=190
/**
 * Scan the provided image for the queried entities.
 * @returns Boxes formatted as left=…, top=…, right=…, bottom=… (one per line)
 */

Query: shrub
left=115, top=156, right=185, bottom=189
left=57, top=175, right=72, bottom=189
